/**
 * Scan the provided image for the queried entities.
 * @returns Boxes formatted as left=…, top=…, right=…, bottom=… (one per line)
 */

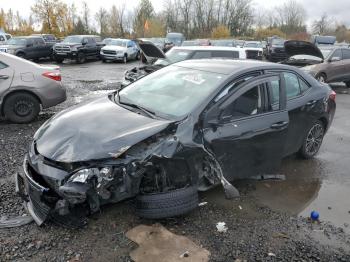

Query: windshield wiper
left=116, top=93, right=157, bottom=119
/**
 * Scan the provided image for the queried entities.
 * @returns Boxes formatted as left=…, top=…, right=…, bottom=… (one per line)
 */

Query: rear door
left=203, top=74, right=289, bottom=180
left=0, top=60, right=15, bottom=98
left=327, top=49, right=345, bottom=82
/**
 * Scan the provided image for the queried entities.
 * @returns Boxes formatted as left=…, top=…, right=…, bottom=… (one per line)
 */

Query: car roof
left=173, top=59, right=294, bottom=75
left=172, top=46, right=243, bottom=51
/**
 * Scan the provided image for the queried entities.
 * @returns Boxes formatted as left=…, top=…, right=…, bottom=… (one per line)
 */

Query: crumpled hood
left=35, top=95, right=172, bottom=162
left=102, top=45, right=126, bottom=52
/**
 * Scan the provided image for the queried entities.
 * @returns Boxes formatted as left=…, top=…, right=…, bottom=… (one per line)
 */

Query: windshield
left=154, top=49, right=192, bottom=66
left=167, top=37, right=183, bottom=46
left=244, top=42, right=262, bottom=48
left=118, top=65, right=227, bottom=118
left=109, top=40, right=127, bottom=47
left=7, top=38, right=26, bottom=45
left=63, top=36, right=83, bottom=43
left=320, top=48, right=334, bottom=59
left=272, top=39, right=285, bottom=46
left=211, top=40, right=233, bottom=47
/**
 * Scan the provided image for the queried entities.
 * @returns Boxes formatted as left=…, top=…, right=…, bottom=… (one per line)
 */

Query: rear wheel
left=16, top=52, right=26, bottom=59
left=76, top=52, right=86, bottom=64
left=3, top=93, right=40, bottom=123
left=299, top=120, right=325, bottom=159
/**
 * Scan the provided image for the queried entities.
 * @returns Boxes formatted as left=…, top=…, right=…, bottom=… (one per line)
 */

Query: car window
left=222, top=85, right=264, bottom=120
left=0, top=61, right=8, bottom=69
left=342, top=49, right=350, bottom=60
left=27, top=39, right=34, bottom=46
left=214, top=72, right=261, bottom=102
left=284, top=72, right=301, bottom=99
left=5, top=34, right=11, bottom=40
left=34, top=38, right=45, bottom=45
left=192, top=51, right=211, bottom=59
left=269, top=79, right=280, bottom=110
left=0, top=35, right=5, bottom=41
left=88, top=37, right=95, bottom=44
left=331, top=49, right=342, bottom=60
left=211, top=51, right=239, bottom=59
left=299, top=78, right=310, bottom=93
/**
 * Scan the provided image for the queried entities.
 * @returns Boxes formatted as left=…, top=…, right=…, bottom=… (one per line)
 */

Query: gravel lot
left=0, top=59, right=350, bottom=261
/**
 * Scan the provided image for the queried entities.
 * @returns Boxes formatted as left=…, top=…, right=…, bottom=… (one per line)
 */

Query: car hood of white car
left=102, top=45, right=127, bottom=52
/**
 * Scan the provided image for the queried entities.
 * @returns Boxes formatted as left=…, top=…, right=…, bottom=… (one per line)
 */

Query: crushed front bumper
left=15, top=156, right=51, bottom=226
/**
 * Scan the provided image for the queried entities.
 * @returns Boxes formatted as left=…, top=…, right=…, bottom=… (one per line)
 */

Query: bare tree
left=312, top=13, right=333, bottom=35
left=95, top=7, right=109, bottom=37
left=81, top=1, right=90, bottom=33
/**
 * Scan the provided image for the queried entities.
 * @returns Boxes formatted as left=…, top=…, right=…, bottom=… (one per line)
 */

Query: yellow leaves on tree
left=211, top=25, right=231, bottom=39
left=144, top=19, right=165, bottom=37
left=31, top=0, right=71, bottom=37
left=254, top=28, right=285, bottom=40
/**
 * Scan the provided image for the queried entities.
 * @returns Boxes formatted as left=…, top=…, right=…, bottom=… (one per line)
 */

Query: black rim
left=14, top=100, right=33, bottom=117
left=305, top=123, right=324, bottom=155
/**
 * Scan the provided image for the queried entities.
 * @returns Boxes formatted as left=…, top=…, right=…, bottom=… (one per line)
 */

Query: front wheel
left=135, top=186, right=199, bottom=219
left=3, top=93, right=40, bottom=123
left=299, top=120, right=325, bottom=159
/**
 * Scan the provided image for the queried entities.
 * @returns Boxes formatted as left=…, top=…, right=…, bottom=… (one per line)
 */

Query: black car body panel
left=18, top=60, right=336, bottom=227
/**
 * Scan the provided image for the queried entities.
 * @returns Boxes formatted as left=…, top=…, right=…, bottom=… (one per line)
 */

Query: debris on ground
left=0, top=215, right=33, bottom=228
left=126, top=224, right=210, bottom=262
left=216, top=222, right=228, bottom=233
left=311, top=211, right=320, bottom=221
left=198, top=202, right=208, bottom=207
left=268, top=252, right=276, bottom=257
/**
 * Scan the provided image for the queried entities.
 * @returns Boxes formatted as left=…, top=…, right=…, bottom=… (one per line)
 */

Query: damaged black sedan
left=16, top=59, right=336, bottom=227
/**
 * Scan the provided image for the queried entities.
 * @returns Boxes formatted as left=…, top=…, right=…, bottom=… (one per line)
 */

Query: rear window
left=0, top=35, right=5, bottom=41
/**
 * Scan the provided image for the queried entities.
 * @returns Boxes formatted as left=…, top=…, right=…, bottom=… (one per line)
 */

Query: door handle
left=0, top=75, right=9, bottom=80
left=306, top=100, right=317, bottom=106
left=271, top=121, right=288, bottom=129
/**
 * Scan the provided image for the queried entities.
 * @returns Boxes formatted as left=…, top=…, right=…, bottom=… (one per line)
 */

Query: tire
left=55, top=57, right=64, bottom=63
left=123, top=54, right=127, bottom=64
left=316, top=73, right=327, bottom=83
left=299, top=120, right=325, bottom=159
left=345, top=81, right=350, bottom=88
left=3, top=93, right=40, bottom=123
left=102, top=59, right=106, bottom=63
left=16, top=52, right=26, bottom=59
left=135, top=186, right=199, bottom=219
left=76, top=52, right=86, bottom=64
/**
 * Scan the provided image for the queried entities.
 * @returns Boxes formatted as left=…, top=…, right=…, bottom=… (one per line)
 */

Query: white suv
left=100, top=39, right=139, bottom=63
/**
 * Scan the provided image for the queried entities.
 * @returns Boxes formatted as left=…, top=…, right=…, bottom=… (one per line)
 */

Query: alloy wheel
left=305, top=123, right=324, bottom=156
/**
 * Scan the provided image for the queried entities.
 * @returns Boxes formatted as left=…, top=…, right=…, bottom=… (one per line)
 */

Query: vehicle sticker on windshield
left=182, top=74, right=206, bottom=85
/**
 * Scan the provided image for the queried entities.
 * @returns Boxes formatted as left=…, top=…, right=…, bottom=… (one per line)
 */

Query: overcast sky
left=2, top=0, right=350, bottom=28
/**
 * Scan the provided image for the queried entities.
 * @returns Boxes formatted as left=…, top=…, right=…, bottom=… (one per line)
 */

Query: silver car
left=0, top=52, right=66, bottom=123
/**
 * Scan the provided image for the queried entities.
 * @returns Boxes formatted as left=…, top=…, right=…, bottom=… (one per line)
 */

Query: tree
left=95, top=7, right=109, bottom=37
left=81, top=1, right=90, bottom=33
left=31, top=0, right=69, bottom=36
left=72, top=17, right=87, bottom=35
left=254, top=27, right=285, bottom=40
left=312, top=13, right=333, bottom=35
left=133, top=0, right=154, bottom=37
left=275, top=0, right=306, bottom=35
left=211, top=25, right=230, bottom=38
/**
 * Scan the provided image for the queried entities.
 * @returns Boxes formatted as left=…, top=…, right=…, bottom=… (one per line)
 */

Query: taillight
left=329, top=90, right=336, bottom=101
left=42, top=71, right=61, bottom=81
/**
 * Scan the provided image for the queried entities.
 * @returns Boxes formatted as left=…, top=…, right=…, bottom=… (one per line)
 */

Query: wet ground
left=0, top=59, right=350, bottom=261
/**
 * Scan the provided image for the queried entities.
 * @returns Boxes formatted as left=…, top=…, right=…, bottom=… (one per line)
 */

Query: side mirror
left=330, top=56, right=341, bottom=62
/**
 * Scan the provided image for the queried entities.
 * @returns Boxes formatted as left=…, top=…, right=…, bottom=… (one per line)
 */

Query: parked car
left=243, top=41, right=263, bottom=60
left=0, top=32, right=12, bottom=45
left=16, top=59, right=335, bottom=226
left=311, top=35, right=336, bottom=46
left=0, top=52, right=66, bottom=123
left=234, top=40, right=245, bottom=48
left=53, top=35, right=103, bottom=63
left=284, top=40, right=350, bottom=87
left=100, top=38, right=140, bottom=63
left=211, top=39, right=235, bottom=47
left=0, top=36, right=54, bottom=61
left=266, top=38, right=287, bottom=62
left=124, top=43, right=246, bottom=85
left=164, top=32, right=185, bottom=51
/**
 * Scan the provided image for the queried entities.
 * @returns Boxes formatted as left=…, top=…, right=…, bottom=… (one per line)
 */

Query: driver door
left=203, top=74, right=289, bottom=180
